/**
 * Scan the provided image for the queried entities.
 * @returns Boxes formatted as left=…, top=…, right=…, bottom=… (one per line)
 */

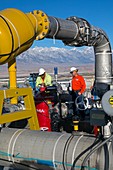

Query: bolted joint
left=31, top=10, right=50, bottom=40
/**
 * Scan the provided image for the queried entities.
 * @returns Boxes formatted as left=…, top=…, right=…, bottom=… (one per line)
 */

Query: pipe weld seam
left=71, top=135, right=83, bottom=164
left=0, top=14, right=21, bottom=50
left=31, top=14, right=38, bottom=35
left=95, top=52, right=112, bottom=55
left=51, top=17, right=59, bottom=41
left=7, top=129, right=26, bottom=162
left=96, top=42, right=110, bottom=49
left=52, top=133, right=66, bottom=169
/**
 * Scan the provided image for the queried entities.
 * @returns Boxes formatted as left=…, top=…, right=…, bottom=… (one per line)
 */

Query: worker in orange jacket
left=70, top=67, right=86, bottom=117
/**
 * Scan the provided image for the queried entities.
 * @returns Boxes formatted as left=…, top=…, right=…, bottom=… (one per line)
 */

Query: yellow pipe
left=8, top=58, right=17, bottom=104
left=0, top=8, right=49, bottom=130
left=0, top=8, right=49, bottom=127
left=0, top=8, right=49, bottom=93
left=0, top=8, right=49, bottom=65
left=8, top=58, right=17, bottom=89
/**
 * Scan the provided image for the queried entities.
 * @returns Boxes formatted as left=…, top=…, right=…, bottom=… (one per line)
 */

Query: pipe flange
left=31, top=10, right=50, bottom=40
left=65, top=16, right=91, bottom=46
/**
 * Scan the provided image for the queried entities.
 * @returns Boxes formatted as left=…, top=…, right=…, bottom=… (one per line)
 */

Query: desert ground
left=0, top=62, right=95, bottom=90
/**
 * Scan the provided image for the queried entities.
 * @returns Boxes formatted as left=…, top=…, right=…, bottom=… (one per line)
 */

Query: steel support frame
left=0, top=88, right=40, bottom=130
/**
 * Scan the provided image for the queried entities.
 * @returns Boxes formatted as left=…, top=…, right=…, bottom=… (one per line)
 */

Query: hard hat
left=70, top=67, right=78, bottom=73
left=39, top=68, right=45, bottom=76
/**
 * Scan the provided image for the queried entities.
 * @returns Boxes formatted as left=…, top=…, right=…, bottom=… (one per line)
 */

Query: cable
left=0, top=14, right=37, bottom=64
left=71, top=135, right=83, bottom=166
left=0, top=34, right=36, bottom=57
left=51, top=17, right=59, bottom=44
left=103, top=143, right=109, bottom=170
left=62, top=134, right=74, bottom=170
left=80, top=134, right=113, bottom=170
left=71, top=136, right=102, bottom=170
left=0, top=15, right=14, bottom=63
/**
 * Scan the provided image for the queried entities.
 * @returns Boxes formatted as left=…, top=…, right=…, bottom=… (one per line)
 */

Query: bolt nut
left=44, top=18, right=47, bottom=22
left=41, top=13, right=45, bottom=17
left=36, top=10, right=39, bottom=14
left=45, top=26, right=48, bottom=29
left=42, top=32, right=46, bottom=36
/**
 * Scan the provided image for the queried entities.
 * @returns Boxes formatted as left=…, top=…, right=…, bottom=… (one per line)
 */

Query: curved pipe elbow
left=46, top=16, right=112, bottom=84
left=65, top=17, right=112, bottom=84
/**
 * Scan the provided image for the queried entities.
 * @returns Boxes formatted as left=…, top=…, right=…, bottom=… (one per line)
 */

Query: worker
left=36, top=68, right=52, bottom=88
left=70, top=67, right=86, bottom=117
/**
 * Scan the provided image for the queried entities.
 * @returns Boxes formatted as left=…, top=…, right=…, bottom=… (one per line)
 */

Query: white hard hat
left=70, top=67, right=78, bottom=73
left=39, top=68, right=45, bottom=76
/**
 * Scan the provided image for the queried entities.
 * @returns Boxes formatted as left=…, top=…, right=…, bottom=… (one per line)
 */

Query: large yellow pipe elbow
left=0, top=8, right=49, bottom=65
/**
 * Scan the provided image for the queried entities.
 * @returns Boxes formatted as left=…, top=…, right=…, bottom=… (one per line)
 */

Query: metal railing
left=0, top=74, right=95, bottom=89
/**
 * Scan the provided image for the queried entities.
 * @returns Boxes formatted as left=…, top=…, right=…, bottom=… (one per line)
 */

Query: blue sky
left=0, top=0, right=113, bottom=49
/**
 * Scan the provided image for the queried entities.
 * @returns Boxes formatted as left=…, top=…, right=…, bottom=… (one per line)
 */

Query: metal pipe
left=46, top=16, right=112, bottom=84
left=0, top=128, right=112, bottom=170
left=47, top=16, right=78, bottom=41
left=0, top=8, right=111, bottom=84
left=8, top=58, right=17, bottom=104
left=0, top=8, right=50, bottom=65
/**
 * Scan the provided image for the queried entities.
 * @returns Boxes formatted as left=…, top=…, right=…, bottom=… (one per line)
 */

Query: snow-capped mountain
left=17, top=46, right=95, bottom=65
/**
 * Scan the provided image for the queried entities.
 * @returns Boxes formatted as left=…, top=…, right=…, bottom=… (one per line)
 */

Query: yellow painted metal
left=8, top=58, right=17, bottom=104
left=28, top=10, right=49, bottom=40
left=0, top=8, right=50, bottom=130
left=73, top=120, right=79, bottom=131
left=0, top=8, right=49, bottom=65
left=0, top=88, right=40, bottom=130
left=8, top=58, right=17, bottom=89
left=109, top=96, right=113, bottom=105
